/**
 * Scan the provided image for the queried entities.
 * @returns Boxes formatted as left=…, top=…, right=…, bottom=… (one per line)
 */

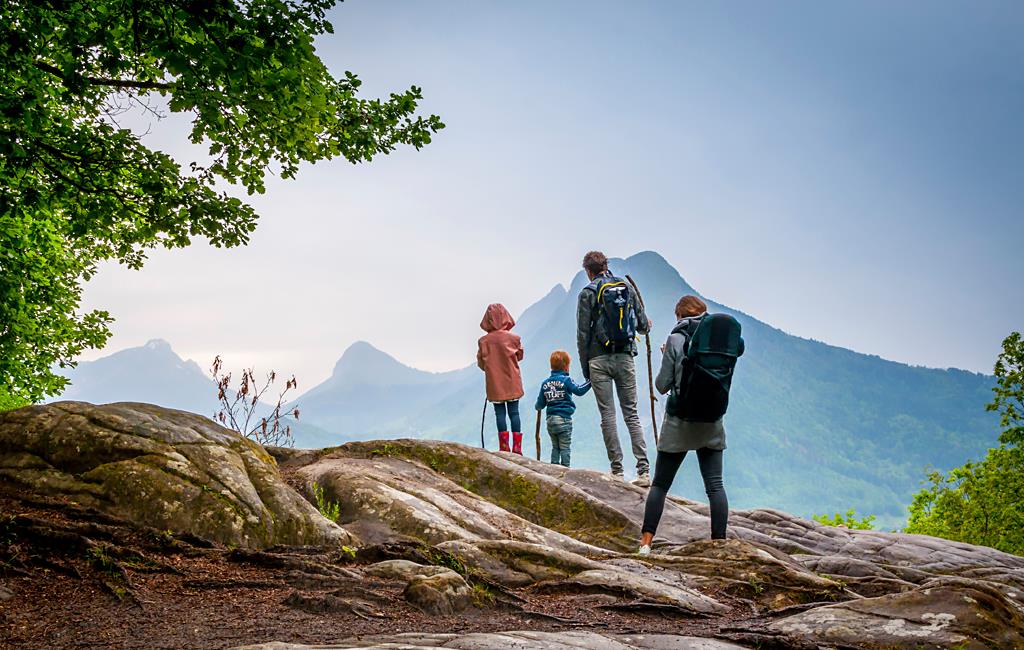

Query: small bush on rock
left=812, top=509, right=876, bottom=530
left=312, top=482, right=341, bottom=523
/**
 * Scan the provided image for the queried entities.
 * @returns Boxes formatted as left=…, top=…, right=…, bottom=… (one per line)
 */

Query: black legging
left=642, top=448, right=728, bottom=540
left=493, top=400, right=521, bottom=432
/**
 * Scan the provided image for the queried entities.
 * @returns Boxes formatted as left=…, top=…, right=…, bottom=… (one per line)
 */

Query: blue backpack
left=593, top=277, right=638, bottom=353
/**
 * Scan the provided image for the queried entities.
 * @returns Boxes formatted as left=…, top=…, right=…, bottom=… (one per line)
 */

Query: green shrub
left=812, top=509, right=876, bottom=530
left=906, top=447, right=1024, bottom=555
left=905, top=332, right=1024, bottom=556
left=311, top=482, right=340, bottom=523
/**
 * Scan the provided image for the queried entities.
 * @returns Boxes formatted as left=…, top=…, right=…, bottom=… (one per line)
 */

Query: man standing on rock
left=576, top=251, right=652, bottom=486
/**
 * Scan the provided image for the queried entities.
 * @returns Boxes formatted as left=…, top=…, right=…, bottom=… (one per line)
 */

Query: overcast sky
left=78, top=0, right=1023, bottom=386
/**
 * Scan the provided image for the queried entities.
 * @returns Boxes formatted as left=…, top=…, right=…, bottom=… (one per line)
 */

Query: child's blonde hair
left=550, top=350, right=571, bottom=372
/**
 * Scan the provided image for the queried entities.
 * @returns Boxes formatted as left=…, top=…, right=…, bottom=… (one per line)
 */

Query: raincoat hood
left=480, top=303, right=515, bottom=333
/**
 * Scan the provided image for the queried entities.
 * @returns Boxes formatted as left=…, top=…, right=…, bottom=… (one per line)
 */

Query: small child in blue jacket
left=535, top=350, right=591, bottom=467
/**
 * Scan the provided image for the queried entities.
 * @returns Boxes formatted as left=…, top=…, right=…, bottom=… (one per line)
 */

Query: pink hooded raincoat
left=477, top=303, right=524, bottom=402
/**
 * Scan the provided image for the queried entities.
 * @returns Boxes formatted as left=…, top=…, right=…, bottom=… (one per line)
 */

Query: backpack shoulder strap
left=669, top=317, right=704, bottom=396
left=595, top=277, right=628, bottom=303
left=684, top=315, right=707, bottom=359
left=583, top=279, right=601, bottom=343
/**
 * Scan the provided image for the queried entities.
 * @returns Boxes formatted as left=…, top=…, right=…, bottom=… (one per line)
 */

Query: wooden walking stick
left=480, top=397, right=488, bottom=449
left=535, top=410, right=542, bottom=460
left=625, top=274, right=659, bottom=445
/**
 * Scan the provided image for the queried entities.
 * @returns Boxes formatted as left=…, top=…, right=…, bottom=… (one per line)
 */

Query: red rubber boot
left=512, top=432, right=523, bottom=455
left=498, top=431, right=510, bottom=452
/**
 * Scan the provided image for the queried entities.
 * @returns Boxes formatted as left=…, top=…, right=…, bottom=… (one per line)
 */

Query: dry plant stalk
left=211, top=355, right=299, bottom=448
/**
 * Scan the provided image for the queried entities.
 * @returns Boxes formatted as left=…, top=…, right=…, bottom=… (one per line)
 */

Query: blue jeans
left=547, top=415, right=573, bottom=467
left=493, top=400, right=521, bottom=432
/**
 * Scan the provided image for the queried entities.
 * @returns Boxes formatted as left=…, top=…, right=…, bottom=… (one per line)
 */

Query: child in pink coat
left=477, top=303, right=525, bottom=454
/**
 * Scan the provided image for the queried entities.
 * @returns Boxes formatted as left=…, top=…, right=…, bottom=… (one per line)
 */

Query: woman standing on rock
left=477, top=303, right=525, bottom=455
left=638, top=295, right=742, bottom=554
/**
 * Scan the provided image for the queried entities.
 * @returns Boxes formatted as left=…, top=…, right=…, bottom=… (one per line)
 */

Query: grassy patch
left=87, top=545, right=119, bottom=575
left=369, top=443, right=399, bottom=458
left=470, top=582, right=496, bottom=607
left=311, top=481, right=341, bottom=522
left=420, top=545, right=468, bottom=576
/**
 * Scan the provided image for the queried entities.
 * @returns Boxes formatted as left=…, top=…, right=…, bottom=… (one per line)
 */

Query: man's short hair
left=550, top=350, right=571, bottom=372
left=675, top=295, right=708, bottom=318
left=582, top=251, right=608, bottom=275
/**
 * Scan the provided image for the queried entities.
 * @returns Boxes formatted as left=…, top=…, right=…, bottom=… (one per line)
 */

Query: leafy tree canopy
left=906, top=332, right=1024, bottom=555
left=906, top=447, right=1024, bottom=555
left=988, top=331, right=1024, bottom=446
left=0, top=386, right=28, bottom=413
left=0, top=0, right=443, bottom=401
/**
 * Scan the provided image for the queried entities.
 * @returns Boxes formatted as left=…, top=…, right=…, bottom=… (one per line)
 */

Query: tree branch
left=34, top=61, right=174, bottom=91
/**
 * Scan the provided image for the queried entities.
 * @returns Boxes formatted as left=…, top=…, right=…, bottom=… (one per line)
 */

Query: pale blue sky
left=81, top=1, right=1023, bottom=383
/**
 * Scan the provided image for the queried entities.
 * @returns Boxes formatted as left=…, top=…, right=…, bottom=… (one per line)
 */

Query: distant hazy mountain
left=55, top=339, right=220, bottom=415
left=296, top=252, right=997, bottom=528
left=52, top=339, right=339, bottom=448
left=298, top=341, right=477, bottom=438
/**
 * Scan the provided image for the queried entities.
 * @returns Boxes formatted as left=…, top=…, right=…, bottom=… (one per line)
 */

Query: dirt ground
left=0, top=488, right=767, bottom=650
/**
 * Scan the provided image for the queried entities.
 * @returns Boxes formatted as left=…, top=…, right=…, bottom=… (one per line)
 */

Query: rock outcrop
left=3, top=403, right=1023, bottom=649
left=276, top=437, right=1024, bottom=649
left=0, top=402, right=352, bottom=549
left=769, top=583, right=1024, bottom=648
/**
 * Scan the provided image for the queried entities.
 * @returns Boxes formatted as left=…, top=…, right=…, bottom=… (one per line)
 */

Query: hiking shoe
left=633, top=472, right=651, bottom=488
left=638, top=544, right=651, bottom=556
left=611, top=470, right=625, bottom=480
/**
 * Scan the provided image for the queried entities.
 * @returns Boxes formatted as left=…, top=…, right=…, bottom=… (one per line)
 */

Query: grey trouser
left=589, top=353, right=649, bottom=475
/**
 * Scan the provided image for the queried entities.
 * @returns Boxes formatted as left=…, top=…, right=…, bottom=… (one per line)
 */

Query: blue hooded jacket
left=534, top=371, right=591, bottom=418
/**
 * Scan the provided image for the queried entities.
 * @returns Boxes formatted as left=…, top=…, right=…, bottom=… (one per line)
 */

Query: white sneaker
left=633, top=473, right=651, bottom=488
left=638, top=544, right=651, bottom=556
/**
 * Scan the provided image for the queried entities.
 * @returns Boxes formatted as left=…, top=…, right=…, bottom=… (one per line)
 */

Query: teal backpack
left=668, top=313, right=744, bottom=422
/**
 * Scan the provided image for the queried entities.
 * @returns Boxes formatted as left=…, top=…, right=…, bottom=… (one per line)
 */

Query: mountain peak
left=52, top=337, right=215, bottom=413
left=566, top=251, right=696, bottom=297
left=623, top=251, right=697, bottom=295
left=333, top=341, right=392, bottom=375
left=624, top=250, right=674, bottom=275
left=332, top=340, right=418, bottom=379
left=328, top=340, right=451, bottom=389
left=542, top=283, right=567, bottom=298
left=625, top=250, right=670, bottom=266
left=343, top=340, right=382, bottom=355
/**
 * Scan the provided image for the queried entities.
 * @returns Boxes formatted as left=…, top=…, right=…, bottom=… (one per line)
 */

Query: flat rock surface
left=770, top=584, right=1024, bottom=649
